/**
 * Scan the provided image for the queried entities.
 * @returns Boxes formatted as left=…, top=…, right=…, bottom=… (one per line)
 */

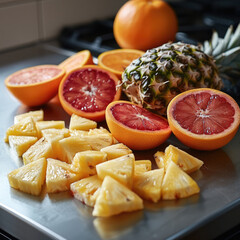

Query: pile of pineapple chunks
left=5, top=110, right=203, bottom=217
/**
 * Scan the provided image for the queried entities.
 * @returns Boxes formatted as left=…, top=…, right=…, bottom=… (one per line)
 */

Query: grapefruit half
left=167, top=88, right=240, bottom=150
left=105, top=100, right=171, bottom=150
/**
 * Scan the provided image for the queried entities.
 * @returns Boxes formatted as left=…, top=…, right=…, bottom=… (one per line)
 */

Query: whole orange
left=113, top=0, right=178, bottom=51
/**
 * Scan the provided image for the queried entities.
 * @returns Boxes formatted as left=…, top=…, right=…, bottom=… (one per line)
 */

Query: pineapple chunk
left=161, top=161, right=200, bottom=200
left=96, top=154, right=135, bottom=188
left=69, top=129, right=89, bottom=137
left=46, top=158, right=82, bottom=193
left=134, top=160, right=152, bottom=175
left=8, top=158, right=47, bottom=196
left=70, top=175, right=102, bottom=207
left=154, top=151, right=165, bottom=169
left=41, top=128, right=69, bottom=138
left=36, top=120, right=65, bottom=137
left=71, top=150, right=107, bottom=177
left=93, top=176, right=143, bottom=217
left=9, top=135, right=38, bottom=156
left=80, top=134, right=113, bottom=151
left=5, top=117, right=38, bottom=142
left=58, top=136, right=92, bottom=163
left=14, top=110, right=44, bottom=124
left=88, top=127, right=118, bottom=144
left=133, top=169, right=164, bottom=203
left=22, top=137, right=54, bottom=165
left=69, top=114, right=97, bottom=131
left=100, top=143, right=132, bottom=160
left=164, top=145, right=203, bottom=173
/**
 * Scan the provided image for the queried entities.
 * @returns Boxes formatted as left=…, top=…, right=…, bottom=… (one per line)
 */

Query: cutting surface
left=0, top=44, right=240, bottom=240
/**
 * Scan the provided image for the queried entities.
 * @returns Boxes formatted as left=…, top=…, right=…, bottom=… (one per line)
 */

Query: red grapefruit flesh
left=167, top=88, right=240, bottom=150
left=59, top=65, right=121, bottom=121
left=106, top=100, right=171, bottom=150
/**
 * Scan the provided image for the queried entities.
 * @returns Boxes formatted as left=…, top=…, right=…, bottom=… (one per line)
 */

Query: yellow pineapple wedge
left=8, top=158, right=47, bottom=196
left=5, top=117, right=38, bottom=143
left=96, top=154, right=135, bottom=188
left=154, top=151, right=165, bottom=169
left=93, top=176, right=143, bottom=217
left=70, top=175, right=102, bottom=207
left=41, top=128, right=70, bottom=138
left=88, top=127, right=118, bottom=144
left=161, top=161, right=200, bottom=200
left=164, top=145, right=203, bottom=174
left=36, top=120, right=65, bottom=137
left=9, top=135, right=38, bottom=156
left=46, top=158, right=82, bottom=193
left=58, top=136, right=92, bottom=163
left=71, top=150, right=107, bottom=177
left=100, top=143, right=132, bottom=160
left=133, top=169, right=164, bottom=203
left=14, top=110, right=44, bottom=124
left=69, top=114, right=97, bottom=131
left=80, top=134, right=113, bottom=151
left=69, top=129, right=89, bottom=137
left=134, top=160, right=152, bottom=176
left=22, top=137, right=54, bottom=165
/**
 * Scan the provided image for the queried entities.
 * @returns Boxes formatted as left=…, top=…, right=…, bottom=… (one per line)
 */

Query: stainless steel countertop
left=0, top=43, right=240, bottom=240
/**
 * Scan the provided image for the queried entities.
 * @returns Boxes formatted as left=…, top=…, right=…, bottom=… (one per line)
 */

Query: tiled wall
left=0, top=0, right=127, bottom=52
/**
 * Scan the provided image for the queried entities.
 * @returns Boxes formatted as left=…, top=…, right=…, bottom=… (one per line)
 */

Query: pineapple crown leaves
left=201, top=23, right=240, bottom=80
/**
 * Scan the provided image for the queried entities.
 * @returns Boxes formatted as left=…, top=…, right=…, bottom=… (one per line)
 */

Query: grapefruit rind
left=167, top=88, right=240, bottom=150
left=105, top=100, right=171, bottom=150
left=5, top=65, right=65, bottom=106
left=58, top=65, right=121, bottom=122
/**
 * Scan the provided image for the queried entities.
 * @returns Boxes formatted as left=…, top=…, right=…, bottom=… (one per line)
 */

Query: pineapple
left=69, top=129, right=89, bottom=137
left=14, top=110, right=44, bottom=124
left=88, top=127, right=118, bottom=144
left=46, top=158, right=82, bottom=193
left=121, top=24, right=240, bottom=114
left=9, top=135, right=38, bottom=156
left=96, top=154, right=135, bottom=188
left=8, top=158, right=47, bottom=196
left=80, top=134, right=113, bottom=151
left=92, top=176, right=143, bottom=217
left=41, top=128, right=70, bottom=138
left=5, top=117, right=38, bottom=142
left=22, top=137, right=54, bottom=165
left=71, top=150, right=107, bottom=177
left=133, top=169, right=164, bottom=202
left=69, top=114, right=97, bottom=131
left=164, top=145, right=203, bottom=174
left=161, top=161, right=200, bottom=200
left=57, top=136, right=92, bottom=163
left=36, top=120, right=65, bottom=137
left=134, top=160, right=152, bottom=175
left=154, top=151, right=165, bottom=169
left=70, top=175, right=102, bottom=207
left=100, top=143, right=132, bottom=160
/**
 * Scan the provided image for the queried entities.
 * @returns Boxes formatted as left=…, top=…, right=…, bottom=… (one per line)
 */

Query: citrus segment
left=59, top=65, right=121, bottom=122
left=5, top=65, right=65, bottom=106
left=59, top=50, right=94, bottom=74
left=105, top=101, right=171, bottom=150
left=167, top=88, right=240, bottom=150
left=98, top=49, right=144, bottom=78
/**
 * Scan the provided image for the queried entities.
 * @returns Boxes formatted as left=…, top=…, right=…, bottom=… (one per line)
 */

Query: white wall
left=0, top=0, right=127, bottom=51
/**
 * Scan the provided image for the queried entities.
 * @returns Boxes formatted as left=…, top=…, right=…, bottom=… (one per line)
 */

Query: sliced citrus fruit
left=105, top=100, right=171, bottom=150
left=5, top=65, right=65, bottom=106
left=167, top=88, right=240, bottom=150
left=98, top=49, right=144, bottom=78
left=59, top=65, right=121, bottom=122
left=59, top=50, right=94, bottom=74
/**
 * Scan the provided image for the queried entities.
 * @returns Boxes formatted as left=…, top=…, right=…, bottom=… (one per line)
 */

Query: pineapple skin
left=122, top=42, right=222, bottom=115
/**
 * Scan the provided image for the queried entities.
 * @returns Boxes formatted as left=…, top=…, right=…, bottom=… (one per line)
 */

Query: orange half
left=5, top=65, right=65, bottom=106
left=59, top=50, right=94, bottom=74
left=98, top=49, right=145, bottom=79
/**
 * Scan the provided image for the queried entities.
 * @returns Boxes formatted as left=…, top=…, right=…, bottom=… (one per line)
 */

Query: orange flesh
left=8, top=67, right=62, bottom=85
